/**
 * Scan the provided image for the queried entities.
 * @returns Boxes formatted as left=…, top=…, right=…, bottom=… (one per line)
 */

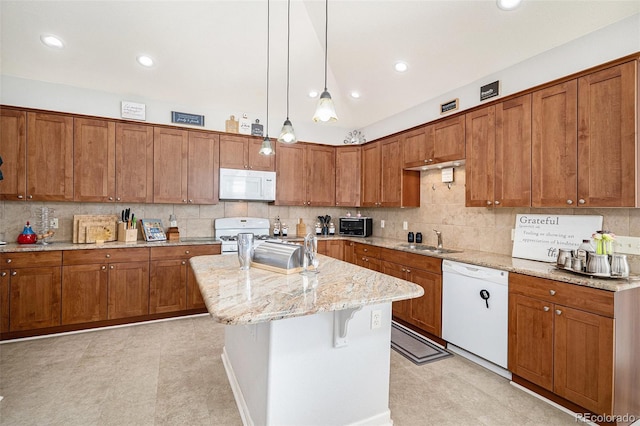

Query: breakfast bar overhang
left=190, top=254, right=423, bottom=426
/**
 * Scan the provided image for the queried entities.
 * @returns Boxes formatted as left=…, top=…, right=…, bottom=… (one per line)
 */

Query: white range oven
left=214, top=217, right=274, bottom=255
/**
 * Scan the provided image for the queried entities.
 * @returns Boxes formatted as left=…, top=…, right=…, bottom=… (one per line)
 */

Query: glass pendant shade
left=259, top=137, right=274, bottom=155
left=278, top=119, right=297, bottom=144
left=313, top=90, right=338, bottom=122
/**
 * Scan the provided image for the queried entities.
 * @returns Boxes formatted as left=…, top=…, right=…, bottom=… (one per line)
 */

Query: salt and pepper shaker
left=407, top=232, right=414, bottom=243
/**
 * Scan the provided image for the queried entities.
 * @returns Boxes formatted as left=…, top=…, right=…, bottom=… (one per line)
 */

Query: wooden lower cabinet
left=0, top=270, right=9, bottom=334
left=317, top=239, right=343, bottom=260
left=354, top=243, right=381, bottom=271
left=62, top=264, right=108, bottom=324
left=108, top=261, right=150, bottom=319
left=508, top=273, right=639, bottom=421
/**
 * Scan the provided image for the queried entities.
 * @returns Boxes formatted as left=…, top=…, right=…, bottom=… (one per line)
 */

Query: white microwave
left=219, top=168, right=276, bottom=201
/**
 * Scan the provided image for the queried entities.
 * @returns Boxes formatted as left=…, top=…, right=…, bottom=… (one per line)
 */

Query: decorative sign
left=121, top=101, right=146, bottom=120
left=171, top=111, right=204, bottom=126
left=512, top=214, right=603, bottom=262
left=480, top=80, right=500, bottom=101
left=239, top=113, right=251, bottom=135
left=251, top=119, right=264, bottom=137
left=440, top=98, right=459, bottom=114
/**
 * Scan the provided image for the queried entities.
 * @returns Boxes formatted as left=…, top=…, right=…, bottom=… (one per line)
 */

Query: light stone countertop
left=2, top=235, right=638, bottom=292
left=189, top=254, right=424, bottom=325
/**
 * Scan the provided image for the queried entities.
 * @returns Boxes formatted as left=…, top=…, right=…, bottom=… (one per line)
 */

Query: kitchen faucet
left=433, top=229, right=443, bottom=249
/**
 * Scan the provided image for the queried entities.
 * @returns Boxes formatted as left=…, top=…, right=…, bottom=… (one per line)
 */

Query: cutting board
left=73, top=215, right=119, bottom=243
left=85, top=225, right=115, bottom=243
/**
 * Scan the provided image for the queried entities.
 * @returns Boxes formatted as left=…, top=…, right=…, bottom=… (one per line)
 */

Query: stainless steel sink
left=399, top=243, right=461, bottom=254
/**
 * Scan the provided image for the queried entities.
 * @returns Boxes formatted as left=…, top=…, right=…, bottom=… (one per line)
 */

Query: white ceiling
left=1, top=1, right=639, bottom=138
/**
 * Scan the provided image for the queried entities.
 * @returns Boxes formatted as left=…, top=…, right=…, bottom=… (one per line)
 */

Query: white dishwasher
left=442, top=260, right=509, bottom=375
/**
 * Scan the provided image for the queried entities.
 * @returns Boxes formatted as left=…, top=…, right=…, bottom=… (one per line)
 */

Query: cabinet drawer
left=509, top=273, right=614, bottom=317
left=150, top=244, right=221, bottom=260
left=354, top=244, right=381, bottom=259
left=2, top=251, right=62, bottom=268
left=380, top=248, right=442, bottom=274
left=63, top=248, right=149, bottom=265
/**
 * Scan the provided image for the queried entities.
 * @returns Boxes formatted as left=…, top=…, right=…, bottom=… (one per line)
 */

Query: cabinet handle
left=6, top=259, right=12, bottom=264
left=108, top=197, right=113, bottom=201
left=17, top=195, right=23, bottom=199
left=364, top=248, right=368, bottom=252
left=406, top=269, right=411, bottom=273
left=549, top=290, right=556, bottom=296
left=110, top=265, right=114, bottom=270
left=101, top=265, right=107, bottom=270
left=336, top=202, right=339, bottom=205
left=0, top=272, right=5, bottom=277
left=543, top=306, right=550, bottom=312
left=28, top=195, right=33, bottom=199
left=116, top=197, right=121, bottom=201
left=428, top=159, right=433, bottom=163
left=566, top=199, right=573, bottom=205
left=555, top=309, right=562, bottom=315
left=181, top=261, right=186, bottom=265
left=11, top=271, right=17, bottom=276
left=105, top=254, right=111, bottom=258
left=401, top=268, right=406, bottom=272
left=182, top=199, right=187, bottom=203
left=486, top=200, right=492, bottom=206
left=578, top=199, right=585, bottom=205
left=185, top=250, right=190, bottom=254
left=188, top=199, right=193, bottom=203
left=494, top=201, right=500, bottom=205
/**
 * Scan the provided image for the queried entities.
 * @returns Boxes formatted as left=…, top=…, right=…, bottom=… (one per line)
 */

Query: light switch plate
left=402, top=221, right=408, bottom=230
left=613, top=236, right=640, bottom=255
left=381, top=220, right=385, bottom=228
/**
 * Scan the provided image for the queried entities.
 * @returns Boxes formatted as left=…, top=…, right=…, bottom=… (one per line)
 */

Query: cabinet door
left=433, top=115, right=465, bottom=162
left=9, top=266, right=62, bottom=331
left=577, top=61, right=637, bottom=207
left=361, top=142, right=381, bottom=207
left=465, top=106, right=496, bottom=207
left=335, top=146, right=361, bottom=207
left=219, top=135, right=248, bottom=169
left=73, top=118, right=116, bottom=202
left=108, top=261, right=150, bottom=319
left=61, top=264, right=108, bottom=325
left=553, top=305, right=614, bottom=415
left=149, top=259, right=187, bottom=314
left=0, top=108, right=26, bottom=201
left=380, top=137, right=402, bottom=207
left=153, top=127, right=188, bottom=203
left=532, top=80, right=578, bottom=207
left=275, top=143, right=306, bottom=205
left=307, top=144, right=335, bottom=206
left=508, top=293, right=554, bottom=391
left=187, top=131, right=219, bottom=204
left=408, top=269, right=442, bottom=337
left=1, top=270, right=9, bottom=334
left=324, top=240, right=344, bottom=260
left=381, top=261, right=411, bottom=322
left=115, top=123, right=154, bottom=203
left=26, top=112, right=74, bottom=201
left=186, top=264, right=206, bottom=310
left=495, top=94, right=532, bottom=207
left=248, top=138, right=275, bottom=171
left=402, top=125, right=433, bottom=168
left=343, top=241, right=355, bottom=264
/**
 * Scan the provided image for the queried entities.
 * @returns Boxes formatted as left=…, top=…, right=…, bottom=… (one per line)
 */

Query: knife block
left=117, top=222, right=138, bottom=242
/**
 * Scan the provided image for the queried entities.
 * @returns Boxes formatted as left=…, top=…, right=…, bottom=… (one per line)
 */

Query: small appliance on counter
left=339, top=216, right=372, bottom=237
left=17, top=221, right=37, bottom=244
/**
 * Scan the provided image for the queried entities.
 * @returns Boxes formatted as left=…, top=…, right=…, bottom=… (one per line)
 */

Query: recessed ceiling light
left=40, top=34, right=64, bottom=49
left=308, top=90, right=319, bottom=98
left=350, top=91, right=360, bottom=99
left=497, top=0, right=522, bottom=11
left=137, top=55, right=154, bottom=67
left=394, top=61, right=408, bottom=73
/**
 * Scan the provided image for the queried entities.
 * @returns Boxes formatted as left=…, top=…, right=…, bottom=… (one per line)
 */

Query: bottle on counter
left=281, top=223, right=288, bottom=237
left=329, top=222, right=335, bottom=235
left=415, top=232, right=423, bottom=244
left=315, top=222, right=322, bottom=236
left=576, top=239, right=595, bottom=272
left=408, top=232, right=414, bottom=243
left=273, top=216, right=281, bottom=237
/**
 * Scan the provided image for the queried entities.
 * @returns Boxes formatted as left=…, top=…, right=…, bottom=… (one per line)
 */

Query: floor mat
left=391, top=322, right=453, bottom=365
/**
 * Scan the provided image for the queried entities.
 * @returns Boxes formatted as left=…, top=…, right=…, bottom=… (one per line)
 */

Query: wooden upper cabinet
left=306, top=144, right=335, bottom=206
left=402, top=125, right=434, bottom=168
left=26, top=112, right=74, bottom=201
left=432, top=115, right=465, bottom=162
left=153, top=127, right=189, bottom=204
left=220, top=134, right=274, bottom=171
left=577, top=61, right=637, bottom=207
left=465, top=106, right=496, bottom=207
left=532, top=80, right=578, bottom=207
left=335, top=146, right=361, bottom=207
left=361, top=141, right=381, bottom=207
left=187, top=131, right=219, bottom=204
left=0, top=108, right=26, bottom=201
left=116, top=123, right=154, bottom=203
left=380, top=137, right=402, bottom=206
left=275, top=142, right=306, bottom=205
left=73, top=118, right=116, bottom=202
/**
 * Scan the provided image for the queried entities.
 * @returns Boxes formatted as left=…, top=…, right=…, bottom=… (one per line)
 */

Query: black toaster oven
left=339, top=217, right=373, bottom=237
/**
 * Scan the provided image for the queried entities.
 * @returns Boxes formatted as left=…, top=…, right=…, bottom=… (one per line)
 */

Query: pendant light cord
left=286, top=0, right=291, bottom=120
left=265, top=0, right=270, bottom=136
left=323, top=0, right=328, bottom=91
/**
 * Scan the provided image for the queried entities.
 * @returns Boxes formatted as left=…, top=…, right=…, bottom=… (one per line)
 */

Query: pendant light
left=313, top=0, right=338, bottom=123
left=259, top=0, right=274, bottom=156
left=278, top=0, right=297, bottom=144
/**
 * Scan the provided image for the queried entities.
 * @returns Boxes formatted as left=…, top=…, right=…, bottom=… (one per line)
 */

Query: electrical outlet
left=613, top=236, right=640, bottom=255
left=402, top=221, right=408, bottom=230
left=50, top=218, right=59, bottom=229
left=380, top=220, right=385, bottom=228
left=511, top=229, right=515, bottom=241
left=371, top=310, right=382, bottom=329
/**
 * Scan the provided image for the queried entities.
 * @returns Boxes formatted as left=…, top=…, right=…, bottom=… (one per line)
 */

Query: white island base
left=222, top=302, right=394, bottom=426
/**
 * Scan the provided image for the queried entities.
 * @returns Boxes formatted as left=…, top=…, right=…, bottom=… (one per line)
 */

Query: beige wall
left=2, top=166, right=639, bottom=271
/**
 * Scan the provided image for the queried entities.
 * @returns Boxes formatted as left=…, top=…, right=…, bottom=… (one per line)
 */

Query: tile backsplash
left=2, top=166, right=639, bottom=271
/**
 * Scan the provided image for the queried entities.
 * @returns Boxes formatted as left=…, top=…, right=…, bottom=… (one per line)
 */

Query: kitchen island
left=190, top=254, right=424, bottom=426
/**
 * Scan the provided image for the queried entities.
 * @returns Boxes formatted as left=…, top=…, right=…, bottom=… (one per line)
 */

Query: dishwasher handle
left=442, top=260, right=508, bottom=285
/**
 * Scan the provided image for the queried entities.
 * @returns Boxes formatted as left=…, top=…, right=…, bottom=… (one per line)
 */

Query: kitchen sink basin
left=399, top=243, right=461, bottom=254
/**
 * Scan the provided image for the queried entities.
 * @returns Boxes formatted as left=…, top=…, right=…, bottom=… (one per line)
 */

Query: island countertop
left=190, top=254, right=424, bottom=325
